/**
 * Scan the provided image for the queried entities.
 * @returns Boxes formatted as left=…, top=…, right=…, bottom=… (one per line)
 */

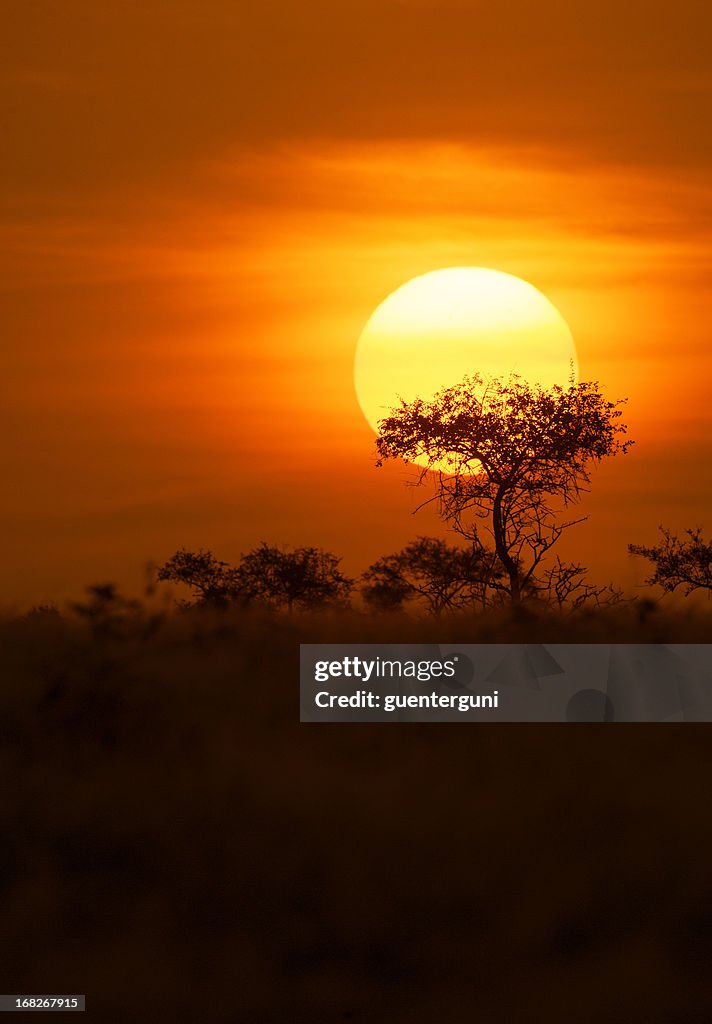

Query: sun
left=354, top=267, right=578, bottom=443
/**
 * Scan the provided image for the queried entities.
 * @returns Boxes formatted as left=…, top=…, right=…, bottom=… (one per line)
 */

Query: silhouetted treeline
left=154, top=538, right=626, bottom=618
left=150, top=524, right=712, bottom=622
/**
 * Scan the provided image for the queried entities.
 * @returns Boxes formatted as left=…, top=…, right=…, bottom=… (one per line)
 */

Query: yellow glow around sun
left=354, top=267, right=578, bottom=442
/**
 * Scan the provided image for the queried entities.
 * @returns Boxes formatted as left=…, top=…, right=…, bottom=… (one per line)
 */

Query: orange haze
left=2, top=1, right=712, bottom=605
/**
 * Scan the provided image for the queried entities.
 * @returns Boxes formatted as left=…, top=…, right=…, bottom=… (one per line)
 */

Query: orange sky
left=2, top=1, right=712, bottom=606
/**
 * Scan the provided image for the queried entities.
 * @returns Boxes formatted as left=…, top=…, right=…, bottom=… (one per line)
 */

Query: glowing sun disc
left=354, top=268, right=578, bottom=448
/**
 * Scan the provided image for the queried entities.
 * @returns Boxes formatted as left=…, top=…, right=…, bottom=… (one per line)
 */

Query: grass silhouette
left=1, top=598, right=711, bottom=1021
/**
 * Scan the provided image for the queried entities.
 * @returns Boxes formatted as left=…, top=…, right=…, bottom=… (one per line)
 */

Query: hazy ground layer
left=1, top=605, right=711, bottom=1022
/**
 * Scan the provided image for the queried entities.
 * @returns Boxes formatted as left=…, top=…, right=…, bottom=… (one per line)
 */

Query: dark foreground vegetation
left=2, top=597, right=712, bottom=1022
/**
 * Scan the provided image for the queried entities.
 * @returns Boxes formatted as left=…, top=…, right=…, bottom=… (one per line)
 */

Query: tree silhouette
left=157, top=549, right=243, bottom=607
left=236, top=543, right=353, bottom=612
left=361, top=536, right=503, bottom=615
left=376, top=374, right=632, bottom=602
left=539, top=557, right=623, bottom=611
left=159, top=544, right=354, bottom=611
left=629, top=527, right=712, bottom=596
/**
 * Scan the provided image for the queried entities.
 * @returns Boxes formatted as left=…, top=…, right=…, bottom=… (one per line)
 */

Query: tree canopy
left=158, top=544, right=353, bottom=612
left=361, top=536, right=503, bottom=615
left=376, top=374, right=632, bottom=602
left=237, top=543, right=353, bottom=611
left=157, top=549, right=243, bottom=607
left=629, top=527, right=712, bottom=596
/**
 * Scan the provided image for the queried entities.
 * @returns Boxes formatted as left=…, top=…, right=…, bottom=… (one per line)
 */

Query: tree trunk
left=493, top=486, right=521, bottom=602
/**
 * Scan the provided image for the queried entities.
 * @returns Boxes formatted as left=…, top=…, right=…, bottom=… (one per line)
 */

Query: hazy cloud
left=2, top=0, right=711, bottom=204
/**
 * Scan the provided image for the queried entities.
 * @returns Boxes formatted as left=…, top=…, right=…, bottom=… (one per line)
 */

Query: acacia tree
left=157, top=549, right=244, bottom=607
left=376, top=374, right=632, bottom=603
left=236, top=543, right=354, bottom=612
left=629, top=527, right=712, bottom=596
left=361, top=536, right=503, bottom=615
left=159, top=544, right=354, bottom=611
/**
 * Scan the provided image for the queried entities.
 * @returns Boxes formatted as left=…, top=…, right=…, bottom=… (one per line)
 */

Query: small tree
left=629, top=527, right=712, bottom=596
left=157, top=549, right=244, bottom=607
left=539, top=558, right=624, bottom=612
left=236, top=543, right=354, bottom=612
left=361, top=536, right=503, bottom=615
left=376, top=374, right=632, bottom=603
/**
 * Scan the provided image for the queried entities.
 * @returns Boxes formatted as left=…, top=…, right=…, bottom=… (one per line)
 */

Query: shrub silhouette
left=237, top=543, right=354, bottom=612
left=158, top=543, right=354, bottom=612
left=362, top=536, right=503, bottom=615
left=70, top=583, right=163, bottom=641
left=157, top=549, right=244, bottom=607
